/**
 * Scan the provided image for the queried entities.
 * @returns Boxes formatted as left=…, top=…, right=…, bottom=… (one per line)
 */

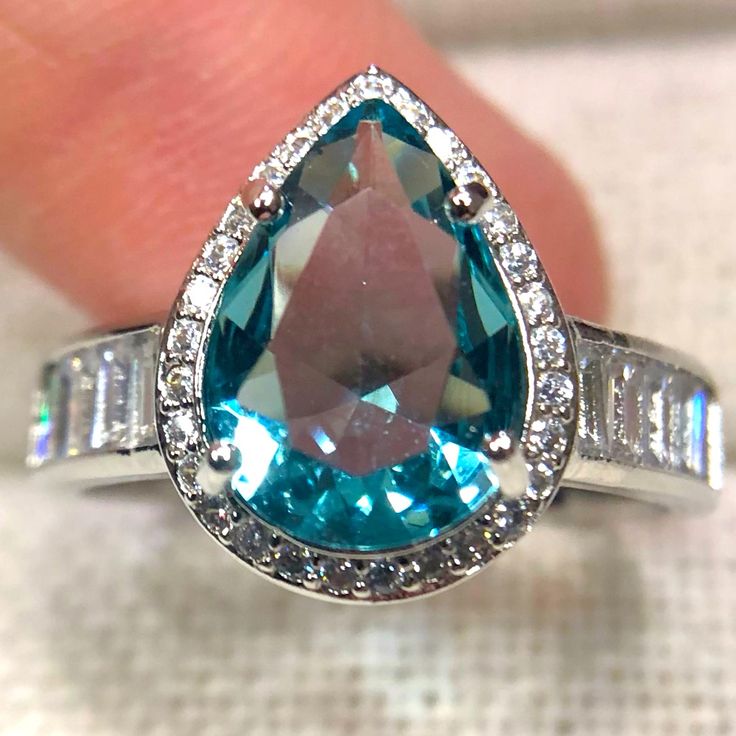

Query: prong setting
left=482, top=431, right=530, bottom=499
left=482, top=429, right=515, bottom=462
left=194, top=441, right=242, bottom=498
left=241, top=178, right=283, bottom=222
left=445, top=181, right=491, bottom=222
left=206, top=440, right=242, bottom=474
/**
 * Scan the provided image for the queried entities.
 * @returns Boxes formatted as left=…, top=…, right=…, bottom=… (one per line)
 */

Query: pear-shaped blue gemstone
left=203, top=100, right=526, bottom=553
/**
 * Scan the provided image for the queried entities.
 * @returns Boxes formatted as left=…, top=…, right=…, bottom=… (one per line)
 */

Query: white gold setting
left=155, top=67, right=579, bottom=603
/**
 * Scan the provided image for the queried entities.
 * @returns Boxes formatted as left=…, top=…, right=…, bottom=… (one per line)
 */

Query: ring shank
left=563, top=320, right=721, bottom=509
left=27, top=320, right=723, bottom=508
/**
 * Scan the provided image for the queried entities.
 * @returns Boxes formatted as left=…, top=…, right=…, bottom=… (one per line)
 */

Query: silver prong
left=207, top=440, right=242, bottom=474
left=241, top=179, right=283, bottom=222
left=445, top=181, right=490, bottom=223
left=481, top=430, right=529, bottom=499
left=482, top=429, right=515, bottom=461
left=196, top=441, right=242, bottom=497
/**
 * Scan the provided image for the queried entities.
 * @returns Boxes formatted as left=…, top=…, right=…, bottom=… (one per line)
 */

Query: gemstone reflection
left=203, top=100, right=526, bottom=552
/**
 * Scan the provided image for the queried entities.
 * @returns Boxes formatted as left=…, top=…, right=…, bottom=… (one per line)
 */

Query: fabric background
left=398, top=0, right=736, bottom=43
left=1, top=17, right=734, bottom=736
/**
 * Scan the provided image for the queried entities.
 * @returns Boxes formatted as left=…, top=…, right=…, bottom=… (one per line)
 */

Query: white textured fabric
left=1, top=31, right=735, bottom=736
left=398, top=0, right=736, bottom=43
left=1, top=470, right=734, bottom=736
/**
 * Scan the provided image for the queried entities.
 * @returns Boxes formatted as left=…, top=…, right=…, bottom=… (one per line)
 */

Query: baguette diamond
left=576, top=338, right=713, bottom=480
left=28, top=328, right=159, bottom=467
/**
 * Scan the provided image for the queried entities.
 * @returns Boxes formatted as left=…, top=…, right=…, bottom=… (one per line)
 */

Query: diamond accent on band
left=314, top=97, right=351, bottom=133
left=28, top=328, right=159, bottom=467
left=176, top=453, right=204, bottom=506
left=483, top=499, right=531, bottom=547
left=66, top=350, right=98, bottom=456
left=576, top=336, right=714, bottom=481
left=577, top=341, right=608, bottom=458
left=351, top=73, right=394, bottom=100
left=231, top=519, right=273, bottom=562
left=425, top=127, right=463, bottom=168
left=526, top=461, right=555, bottom=500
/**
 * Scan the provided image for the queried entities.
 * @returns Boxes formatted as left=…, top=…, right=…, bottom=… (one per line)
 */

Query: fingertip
left=0, top=0, right=607, bottom=325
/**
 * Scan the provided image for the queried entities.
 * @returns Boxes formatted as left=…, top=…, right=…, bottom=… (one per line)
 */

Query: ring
left=27, top=67, right=724, bottom=603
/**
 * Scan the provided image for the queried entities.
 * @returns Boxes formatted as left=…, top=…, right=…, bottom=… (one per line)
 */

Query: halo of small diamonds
left=155, top=67, right=578, bottom=603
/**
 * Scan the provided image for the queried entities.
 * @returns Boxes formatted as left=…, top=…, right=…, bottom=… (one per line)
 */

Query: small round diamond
left=282, top=130, right=315, bottom=165
left=201, top=235, right=240, bottom=276
left=518, top=282, right=555, bottom=324
left=390, top=88, right=432, bottom=128
left=454, top=161, right=495, bottom=194
left=499, top=241, right=539, bottom=282
left=200, top=499, right=236, bottom=540
left=528, top=418, right=568, bottom=459
left=527, top=460, right=555, bottom=501
left=220, top=198, right=248, bottom=236
left=177, top=454, right=203, bottom=506
left=363, top=561, right=399, bottom=596
left=182, top=275, right=218, bottom=317
left=319, top=559, right=359, bottom=595
left=163, top=410, right=197, bottom=455
left=316, top=97, right=349, bottom=129
left=531, top=326, right=567, bottom=367
left=275, top=545, right=312, bottom=583
left=395, top=560, right=422, bottom=590
left=416, top=548, right=446, bottom=583
left=446, top=531, right=487, bottom=575
left=426, top=127, right=462, bottom=166
left=486, top=500, right=528, bottom=546
left=166, top=319, right=203, bottom=360
left=252, top=159, right=287, bottom=188
left=354, top=74, right=392, bottom=99
left=233, top=522, right=272, bottom=562
left=161, top=364, right=193, bottom=406
left=537, top=371, right=575, bottom=412
left=485, top=201, right=518, bottom=241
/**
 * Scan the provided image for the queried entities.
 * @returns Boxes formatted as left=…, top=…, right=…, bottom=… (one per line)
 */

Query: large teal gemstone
left=203, top=100, right=526, bottom=553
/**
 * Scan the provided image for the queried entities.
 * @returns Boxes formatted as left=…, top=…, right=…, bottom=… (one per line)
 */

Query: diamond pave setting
left=155, top=68, right=578, bottom=602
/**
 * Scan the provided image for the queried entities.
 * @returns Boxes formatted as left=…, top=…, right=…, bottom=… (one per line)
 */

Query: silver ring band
left=27, top=317, right=723, bottom=508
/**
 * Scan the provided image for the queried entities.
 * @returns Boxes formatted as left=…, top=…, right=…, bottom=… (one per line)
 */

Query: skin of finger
left=0, top=0, right=607, bottom=326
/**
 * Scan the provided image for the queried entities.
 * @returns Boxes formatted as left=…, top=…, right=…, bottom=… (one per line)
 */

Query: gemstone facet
left=202, top=99, right=527, bottom=553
